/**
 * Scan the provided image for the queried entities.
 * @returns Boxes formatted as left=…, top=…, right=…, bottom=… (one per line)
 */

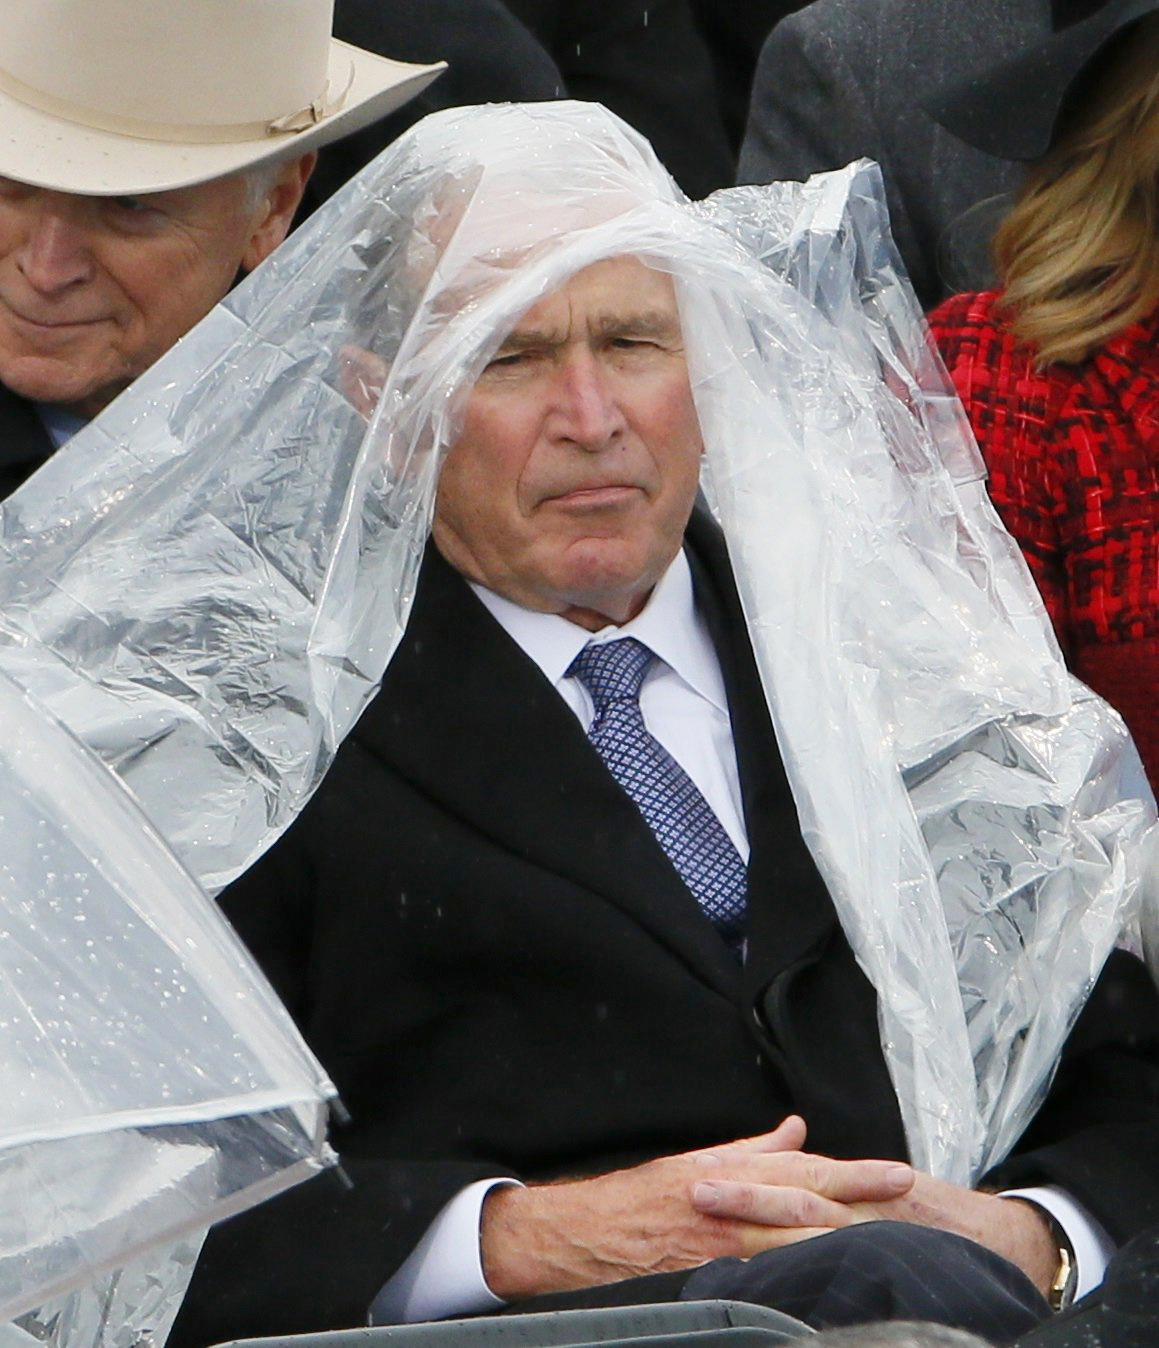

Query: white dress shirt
left=369, top=551, right=1110, bottom=1324
left=472, top=550, right=748, bottom=860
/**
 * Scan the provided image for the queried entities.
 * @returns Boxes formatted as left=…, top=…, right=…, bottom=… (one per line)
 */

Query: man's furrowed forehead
left=496, top=257, right=684, bottom=351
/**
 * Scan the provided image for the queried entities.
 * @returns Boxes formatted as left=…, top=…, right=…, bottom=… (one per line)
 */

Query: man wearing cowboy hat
left=0, top=0, right=441, bottom=496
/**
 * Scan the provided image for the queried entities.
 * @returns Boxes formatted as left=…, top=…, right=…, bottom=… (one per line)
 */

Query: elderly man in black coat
left=166, top=101, right=1159, bottom=1348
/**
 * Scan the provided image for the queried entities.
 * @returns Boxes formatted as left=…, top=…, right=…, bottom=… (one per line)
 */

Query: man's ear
left=241, top=152, right=317, bottom=273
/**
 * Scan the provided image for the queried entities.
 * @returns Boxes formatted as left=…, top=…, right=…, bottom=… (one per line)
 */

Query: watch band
left=1035, top=1205, right=1079, bottom=1312
left=1051, top=1234, right=1078, bottom=1310
left=999, top=1195, right=1078, bottom=1312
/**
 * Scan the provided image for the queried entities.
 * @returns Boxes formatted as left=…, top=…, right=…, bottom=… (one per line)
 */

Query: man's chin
left=549, top=552, right=675, bottom=628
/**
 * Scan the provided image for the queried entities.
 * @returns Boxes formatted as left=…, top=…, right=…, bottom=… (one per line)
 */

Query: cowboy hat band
left=0, top=0, right=444, bottom=195
left=0, top=62, right=360, bottom=146
left=925, top=0, right=1159, bottom=161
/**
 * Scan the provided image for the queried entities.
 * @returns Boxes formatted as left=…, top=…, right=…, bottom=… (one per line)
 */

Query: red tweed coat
left=929, top=290, right=1159, bottom=792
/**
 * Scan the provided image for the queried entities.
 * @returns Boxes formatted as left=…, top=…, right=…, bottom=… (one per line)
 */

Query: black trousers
left=509, top=1222, right=1050, bottom=1344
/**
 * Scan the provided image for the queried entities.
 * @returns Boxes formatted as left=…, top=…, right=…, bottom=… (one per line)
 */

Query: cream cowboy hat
left=0, top=0, right=445, bottom=195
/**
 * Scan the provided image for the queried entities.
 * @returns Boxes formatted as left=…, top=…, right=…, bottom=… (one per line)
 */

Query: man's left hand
left=690, top=1167, right=1060, bottom=1297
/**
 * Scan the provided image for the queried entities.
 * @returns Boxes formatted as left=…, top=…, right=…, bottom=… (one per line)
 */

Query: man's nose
left=551, top=351, right=628, bottom=449
left=16, top=208, right=96, bottom=294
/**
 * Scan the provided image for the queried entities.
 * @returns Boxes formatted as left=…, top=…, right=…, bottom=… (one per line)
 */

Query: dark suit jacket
left=170, top=510, right=1159, bottom=1348
left=0, top=384, right=54, bottom=499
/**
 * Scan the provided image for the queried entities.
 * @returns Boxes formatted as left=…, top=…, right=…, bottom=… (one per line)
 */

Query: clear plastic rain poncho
left=0, top=104, right=1154, bottom=1296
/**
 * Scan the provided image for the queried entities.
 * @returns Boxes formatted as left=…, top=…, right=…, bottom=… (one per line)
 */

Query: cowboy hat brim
left=924, top=0, right=1159, bottom=160
left=0, top=39, right=444, bottom=196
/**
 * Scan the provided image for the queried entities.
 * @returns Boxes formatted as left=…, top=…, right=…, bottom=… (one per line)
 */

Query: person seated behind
left=928, top=0, right=1159, bottom=791
left=737, top=0, right=1050, bottom=308
left=0, top=0, right=439, bottom=497
left=166, top=101, right=1159, bottom=1348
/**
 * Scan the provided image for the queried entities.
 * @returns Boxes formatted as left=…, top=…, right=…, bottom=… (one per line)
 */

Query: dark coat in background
left=0, top=385, right=54, bottom=499
left=305, top=0, right=564, bottom=214
left=308, top=0, right=733, bottom=213
left=170, top=511, right=1159, bottom=1348
left=499, top=0, right=734, bottom=197
left=737, top=0, right=1049, bottom=307
left=688, top=0, right=808, bottom=151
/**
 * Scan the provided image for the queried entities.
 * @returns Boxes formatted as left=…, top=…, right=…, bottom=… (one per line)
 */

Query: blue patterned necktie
left=568, top=637, right=747, bottom=943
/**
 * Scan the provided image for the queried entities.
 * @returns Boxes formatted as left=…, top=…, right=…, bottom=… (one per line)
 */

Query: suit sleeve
left=983, top=949, right=1159, bottom=1244
left=167, top=822, right=515, bottom=1348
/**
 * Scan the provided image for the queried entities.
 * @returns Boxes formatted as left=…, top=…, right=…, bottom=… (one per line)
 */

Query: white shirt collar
left=469, top=550, right=728, bottom=712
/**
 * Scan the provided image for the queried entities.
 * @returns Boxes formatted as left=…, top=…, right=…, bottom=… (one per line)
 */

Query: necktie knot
left=568, top=638, right=656, bottom=716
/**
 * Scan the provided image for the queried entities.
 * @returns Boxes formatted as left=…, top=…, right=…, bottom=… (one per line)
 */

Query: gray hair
left=240, top=159, right=290, bottom=212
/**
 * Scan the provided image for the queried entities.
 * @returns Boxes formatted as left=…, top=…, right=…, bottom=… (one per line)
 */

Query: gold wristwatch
left=1040, top=1209, right=1078, bottom=1312
left=1000, top=1196, right=1078, bottom=1312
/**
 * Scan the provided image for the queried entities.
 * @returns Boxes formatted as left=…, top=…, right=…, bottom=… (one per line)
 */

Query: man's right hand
left=479, top=1115, right=915, bottom=1300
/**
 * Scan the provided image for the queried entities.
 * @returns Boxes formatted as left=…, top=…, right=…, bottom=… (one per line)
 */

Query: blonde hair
left=994, top=14, right=1159, bottom=366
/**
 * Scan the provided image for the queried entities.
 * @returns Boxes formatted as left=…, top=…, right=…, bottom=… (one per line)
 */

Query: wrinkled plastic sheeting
left=0, top=167, right=436, bottom=895
left=0, top=82, right=433, bottom=1346
left=0, top=670, right=335, bottom=1329
left=267, top=101, right=1146, bottom=1182
left=1142, top=829, right=1159, bottom=992
left=0, top=1238, right=203, bottom=1348
left=684, top=168, right=1157, bottom=1177
left=0, top=98, right=1151, bottom=1205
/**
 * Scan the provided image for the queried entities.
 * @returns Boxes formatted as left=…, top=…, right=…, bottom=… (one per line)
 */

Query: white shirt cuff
left=368, top=1177, right=522, bottom=1324
left=1001, top=1183, right=1114, bottom=1300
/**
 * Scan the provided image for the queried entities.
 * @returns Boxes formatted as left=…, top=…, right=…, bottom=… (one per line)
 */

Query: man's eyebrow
left=493, top=327, right=560, bottom=354
left=590, top=311, right=683, bottom=342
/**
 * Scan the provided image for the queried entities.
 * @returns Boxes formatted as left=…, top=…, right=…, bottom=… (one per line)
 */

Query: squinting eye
left=111, top=197, right=153, bottom=214
left=484, top=350, right=535, bottom=374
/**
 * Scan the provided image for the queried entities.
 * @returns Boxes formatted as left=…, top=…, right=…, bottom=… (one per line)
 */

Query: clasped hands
left=481, top=1115, right=1059, bottom=1301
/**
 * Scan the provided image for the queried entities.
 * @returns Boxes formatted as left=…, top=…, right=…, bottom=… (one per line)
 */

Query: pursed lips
left=540, top=482, right=644, bottom=509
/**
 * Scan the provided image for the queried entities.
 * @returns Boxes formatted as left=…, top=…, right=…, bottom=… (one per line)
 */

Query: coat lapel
left=353, top=541, right=742, bottom=995
left=682, top=512, right=837, bottom=993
